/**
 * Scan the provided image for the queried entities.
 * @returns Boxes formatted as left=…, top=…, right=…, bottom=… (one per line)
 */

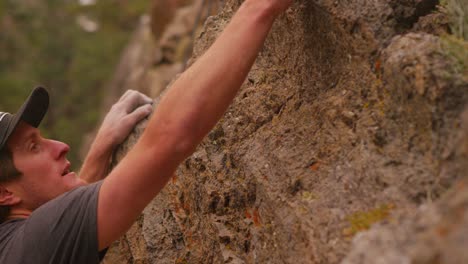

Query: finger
left=125, top=104, right=153, bottom=125
left=139, top=93, right=153, bottom=104
left=121, top=90, right=152, bottom=103
left=118, top=89, right=136, bottom=102
left=124, top=92, right=153, bottom=113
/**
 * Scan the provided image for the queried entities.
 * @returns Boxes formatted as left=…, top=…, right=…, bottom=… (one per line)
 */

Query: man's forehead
left=7, top=122, right=39, bottom=147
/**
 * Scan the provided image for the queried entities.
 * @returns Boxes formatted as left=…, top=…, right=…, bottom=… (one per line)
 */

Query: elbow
left=172, top=134, right=198, bottom=158
left=141, top=110, right=204, bottom=161
left=162, top=114, right=206, bottom=157
left=143, top=126, right=199, bottom=162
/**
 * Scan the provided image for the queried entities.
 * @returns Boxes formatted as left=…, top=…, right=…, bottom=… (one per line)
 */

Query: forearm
left=142, top=0, right=279, bottom=154
left=79, top=134, right=114, bottom=183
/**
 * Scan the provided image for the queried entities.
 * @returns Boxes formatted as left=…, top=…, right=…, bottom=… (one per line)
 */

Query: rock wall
left=104, top=0, right=468, bottom=263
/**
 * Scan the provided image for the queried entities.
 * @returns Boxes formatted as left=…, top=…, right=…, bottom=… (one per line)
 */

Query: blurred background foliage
left=441, top=0, right=468, bottom=40
left=0, top=0, right=149, bottom=168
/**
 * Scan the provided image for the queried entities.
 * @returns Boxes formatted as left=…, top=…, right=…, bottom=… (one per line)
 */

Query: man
left=0, top=0, right=293, bottom=262
left=0, top=88, right=154, bottom=262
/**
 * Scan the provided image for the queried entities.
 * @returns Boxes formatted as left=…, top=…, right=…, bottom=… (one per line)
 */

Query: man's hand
left=98, top=90, right=153, bottom=147
left=80, top=90, right=153, bottom=184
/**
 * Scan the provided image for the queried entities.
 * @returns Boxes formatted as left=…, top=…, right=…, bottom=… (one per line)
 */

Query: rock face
left=104, top=0, right=468, bottom=263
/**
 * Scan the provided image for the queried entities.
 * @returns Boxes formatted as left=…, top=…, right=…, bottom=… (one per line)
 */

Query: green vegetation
left=0, top=0, right=149, bottom=169
left=441, top=35, right=468, bottom=73
left=441, top=0, right=467, bottom=40
left=439, top=0, right=467, bottom=79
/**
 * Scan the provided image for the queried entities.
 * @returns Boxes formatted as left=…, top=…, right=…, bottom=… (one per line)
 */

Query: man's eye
left=30, top=143, right=40, bottom=152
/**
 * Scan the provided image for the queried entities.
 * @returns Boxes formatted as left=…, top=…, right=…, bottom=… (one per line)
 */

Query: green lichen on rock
left=441, top=34, right=468, bottom=75
left=344, top=204, right=394, bottom=236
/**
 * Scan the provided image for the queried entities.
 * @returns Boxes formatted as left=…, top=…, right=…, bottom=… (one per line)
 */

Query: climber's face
left=1, top=121, right=86, bottom=211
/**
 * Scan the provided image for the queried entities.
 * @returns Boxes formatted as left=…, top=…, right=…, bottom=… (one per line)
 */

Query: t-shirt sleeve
left=21, top=181, right=103, bottom=264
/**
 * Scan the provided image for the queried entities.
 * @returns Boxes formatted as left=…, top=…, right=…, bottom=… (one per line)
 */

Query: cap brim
left=0, top=87, right=49, bottom=150
left=15, top=86, right=49, bottom=128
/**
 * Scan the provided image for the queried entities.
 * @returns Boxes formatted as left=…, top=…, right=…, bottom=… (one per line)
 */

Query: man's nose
left=49, top=140, right=70, bottom=159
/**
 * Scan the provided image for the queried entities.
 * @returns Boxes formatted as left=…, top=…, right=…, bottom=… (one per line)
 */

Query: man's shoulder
left=33, top=180, right=103, bottom=215
left=0, top=181, right=104, bottom=264
left=0, top=219, right=26, bottom=261
left=0, top=181, right=102, bottom=246
left=55, top=180, right=104, bottom=201
left=0, top=219, right=25, bottom=242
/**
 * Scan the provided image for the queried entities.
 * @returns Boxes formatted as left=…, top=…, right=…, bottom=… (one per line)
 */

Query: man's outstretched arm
left=97, top=0, right=293, bottom=249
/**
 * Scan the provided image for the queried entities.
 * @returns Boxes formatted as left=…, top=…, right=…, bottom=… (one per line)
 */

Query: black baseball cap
left=0, top=87, right=49, bottom=151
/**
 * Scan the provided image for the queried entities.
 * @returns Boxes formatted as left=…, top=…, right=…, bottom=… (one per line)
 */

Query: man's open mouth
left=62, top=164, right=71, bottom=176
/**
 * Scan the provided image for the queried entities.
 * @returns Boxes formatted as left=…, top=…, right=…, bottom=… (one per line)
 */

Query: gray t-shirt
left=0, top=181, right=105, bottom=264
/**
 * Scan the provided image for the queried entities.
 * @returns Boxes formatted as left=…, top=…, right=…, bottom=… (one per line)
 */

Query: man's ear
left=0, top=185, right=21, bottom=206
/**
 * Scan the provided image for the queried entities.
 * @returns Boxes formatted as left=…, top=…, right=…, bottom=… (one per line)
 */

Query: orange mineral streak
left=245, top=209, right=252, bottom=219
left=375, top=59, right=381, bottom=72
left=309, top=162, right=320, bottom=171
left=253, top=209, right=262, bottom=227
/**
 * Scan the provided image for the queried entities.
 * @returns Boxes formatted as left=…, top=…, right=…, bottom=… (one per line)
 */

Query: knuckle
left=128, top=91, right=139, bottom=99
left=112, top=102, right=124, bottom=110
left=110, top=103, right=119, bottom=111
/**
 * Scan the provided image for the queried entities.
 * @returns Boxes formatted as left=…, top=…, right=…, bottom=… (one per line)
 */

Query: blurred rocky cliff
left=102, top=0, right=467, bottom=263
